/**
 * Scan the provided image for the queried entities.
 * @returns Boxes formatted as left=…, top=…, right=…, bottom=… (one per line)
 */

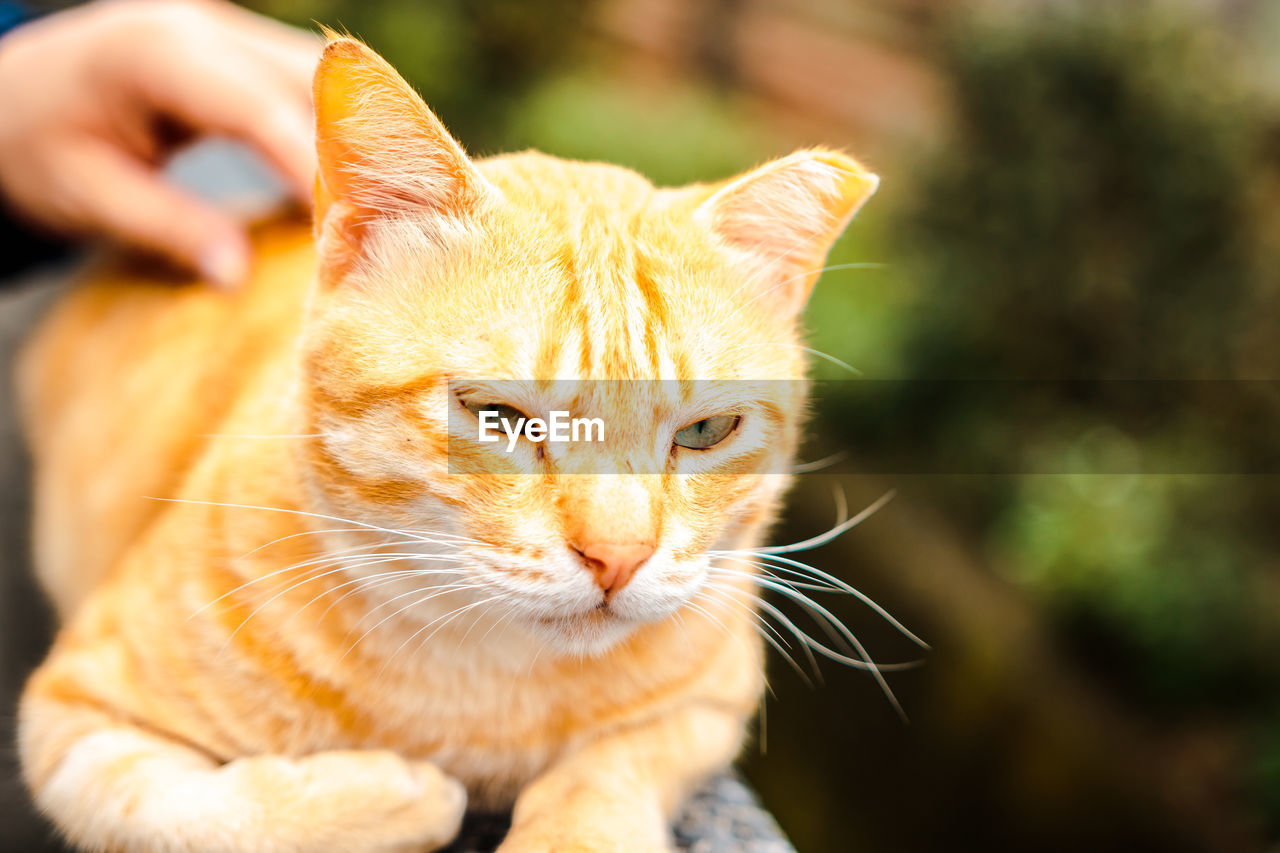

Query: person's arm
left=0, top=0, right=319, bottom=287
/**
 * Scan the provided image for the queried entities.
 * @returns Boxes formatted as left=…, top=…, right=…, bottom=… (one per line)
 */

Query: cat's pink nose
left=575, top=542, right=655, bottom=596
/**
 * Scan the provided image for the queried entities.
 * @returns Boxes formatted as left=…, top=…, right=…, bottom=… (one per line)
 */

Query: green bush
left=859, top=0, right=1280, bottom=732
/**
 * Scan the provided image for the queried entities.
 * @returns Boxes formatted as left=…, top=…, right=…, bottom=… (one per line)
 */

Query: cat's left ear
left=695, top=150, right=878, bottom=314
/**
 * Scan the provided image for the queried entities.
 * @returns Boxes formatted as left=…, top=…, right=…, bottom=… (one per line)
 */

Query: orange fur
left=17, top=37, right=877, bottom=853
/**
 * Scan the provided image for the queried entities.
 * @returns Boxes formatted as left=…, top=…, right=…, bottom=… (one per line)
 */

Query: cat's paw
left=222, top=749, right=466, bottom=853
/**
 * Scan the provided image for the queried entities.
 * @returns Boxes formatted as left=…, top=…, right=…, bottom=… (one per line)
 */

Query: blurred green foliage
left=820, top=2, right=1280, bottom=827
left=503, top=73, right=775, bottom=186
left=249, top=0, right=597, bottom=147
left=820, top=2, right=1280, bottom=699
left=900, top=6, right=1272, bottom=381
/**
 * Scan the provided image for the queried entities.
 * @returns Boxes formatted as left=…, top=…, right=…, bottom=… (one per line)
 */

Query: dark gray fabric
left=442, top=773, right=795, bottom=853
left=0, top=267, right=795, bottom=852
left=0, top=268, right=67, bottom=852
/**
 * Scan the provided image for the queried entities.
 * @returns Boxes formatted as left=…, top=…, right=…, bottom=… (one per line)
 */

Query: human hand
left=0, top=0, right=320, bottom=287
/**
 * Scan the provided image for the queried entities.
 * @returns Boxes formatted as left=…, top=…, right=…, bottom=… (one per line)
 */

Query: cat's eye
left=673, top=415, right=740, bottom=450
left=463, top=400, right=528, bottom=434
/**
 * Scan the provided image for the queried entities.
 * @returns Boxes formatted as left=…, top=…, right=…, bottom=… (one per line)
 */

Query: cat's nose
left=574, top=542, right=655, bottom=596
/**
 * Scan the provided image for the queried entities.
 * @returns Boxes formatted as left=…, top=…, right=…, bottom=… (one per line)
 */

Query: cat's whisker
left=727, top=490, right=896, bottom=556
left=474, top=602, right=521, bottom=648
left=280, top=569, right=440, bottom=628
left=283, top=529, right=481, bottom=552
left=216, top=554, right=472, bottom=655
left=701, top=573, right=839, bottom=653
left=706, top=572, right=845, bottom=654
left=671, top=610, right=694, bottom=658
left=190, top=542, right=401, bottom=620
left=704, top=567, right=924, bottom=670
left=233, top=527, right=427, bottom=563
left=285, top=570, right=430, bottom=627
left=455, top=595, right=513, bottom=653
left=701, top=578, right=918, bottom=721
left=831, top=483, right=849, bottom=526
left=404, top=526, right=486, bottom=546
left=246, top=547, right=466, bottom=590
left=720, top=239, right=883, bottom=329
left=342, top=580, right=487, bottom=661
left=738, top=261, right=884, bottom=318
left=198, top=433, right=328, bottom=439
left=750, top=589, right=918, bottom=676
left=680, top=597, right=755, bottom=666
left=709, top=553, right=928, bottom=649
left=789, top=451, right=848, bottom=474
left=727, top=212, right=871, bottom=307
left=715, top=560, right=844, bottom=594
left=695, top=581, right=816, bottom=686
left=682, top=593, right=806, bottom=692
left=381, top=594, right=508, bottom=676
left=285, top=566, right=472, bottom=629
left=313, top=568, right=465, bottom=624
left=151, top=497, right=478, bottom=549
left=708, top=566, right=886, bottom=659
left=721, top=341, right=862, bottom=377
left=702, top=572, right=916, bottom=720
left=345, top=570, right=478, bottom=629
left=193, top=546, right=468, bottom=621
left=701, top=584, right=819, bottom=687
left=415, top=594, right=510, bottom=659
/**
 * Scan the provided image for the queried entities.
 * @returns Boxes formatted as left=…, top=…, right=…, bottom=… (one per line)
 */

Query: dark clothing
left=0, top=1, right=73, bottom=280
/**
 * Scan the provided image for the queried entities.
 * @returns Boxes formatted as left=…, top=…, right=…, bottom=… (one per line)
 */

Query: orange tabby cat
left=16, top=36, right=876, bottom=853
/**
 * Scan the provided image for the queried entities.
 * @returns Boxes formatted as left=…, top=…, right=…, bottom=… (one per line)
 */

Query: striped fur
left=16, top=37, right=877, bottom=853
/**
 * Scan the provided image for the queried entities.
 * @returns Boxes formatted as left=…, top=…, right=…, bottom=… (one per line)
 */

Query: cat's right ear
left=694, top=150, right=878, bottom=316
left=312, top=36, right=490, bottom=278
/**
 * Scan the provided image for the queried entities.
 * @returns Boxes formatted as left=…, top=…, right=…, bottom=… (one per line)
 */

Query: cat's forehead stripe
left=538, top=209, right=664, bottom=381
left=631, top=254, right=668, bottom=377
left=548, top=245, right=594, bottom=378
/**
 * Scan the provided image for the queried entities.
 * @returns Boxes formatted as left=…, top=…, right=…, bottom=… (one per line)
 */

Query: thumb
left=64, top=142, right=251, bottom=288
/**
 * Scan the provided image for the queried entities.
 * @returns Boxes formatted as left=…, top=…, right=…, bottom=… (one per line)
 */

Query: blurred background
left=8, top=0, right=1280, bottom=850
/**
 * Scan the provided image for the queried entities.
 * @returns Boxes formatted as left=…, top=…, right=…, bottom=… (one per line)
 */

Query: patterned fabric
left=439, top=774, right=798, bottom=853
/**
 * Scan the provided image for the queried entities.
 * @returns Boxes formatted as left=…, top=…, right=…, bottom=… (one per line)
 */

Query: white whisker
left=215, top=556, right=457, bottom=655
left=381, top=594, right=506, bottom=675
left=286, top=565, right=472, bottom=628
left=710, top=555, right=928, bottom=649
left=313, top=568, right=461, bottom=623
left=150, top=497, right=481, bottom=549
left=192, top=546, right=466, bottom=622
left=233, top=527, right=421, bottom=562
left=724, top=342, right=862, bottom=377
left=697, top=581, right=816, bottom=686
left=736, top=490, right=896, bottom=555
left=198, top=433, right=327, bottom=439
left=344, top=582, right=488, bottom=662
left=789, top=451, right=848, bottom=474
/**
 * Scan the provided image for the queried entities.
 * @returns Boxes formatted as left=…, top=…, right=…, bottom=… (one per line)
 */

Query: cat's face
left=298, top=38, right=876, bottom=656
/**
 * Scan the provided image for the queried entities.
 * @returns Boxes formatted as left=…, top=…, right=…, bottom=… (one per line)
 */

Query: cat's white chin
left=529, top=593, right=706, bottom=657
left=521, top=607, right=645, bottom=657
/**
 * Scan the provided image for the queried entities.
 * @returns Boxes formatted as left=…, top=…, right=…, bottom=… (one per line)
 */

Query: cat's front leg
left=497, top=703, right=748, bottom=853
left=19, top=688, right=466, bottom=853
